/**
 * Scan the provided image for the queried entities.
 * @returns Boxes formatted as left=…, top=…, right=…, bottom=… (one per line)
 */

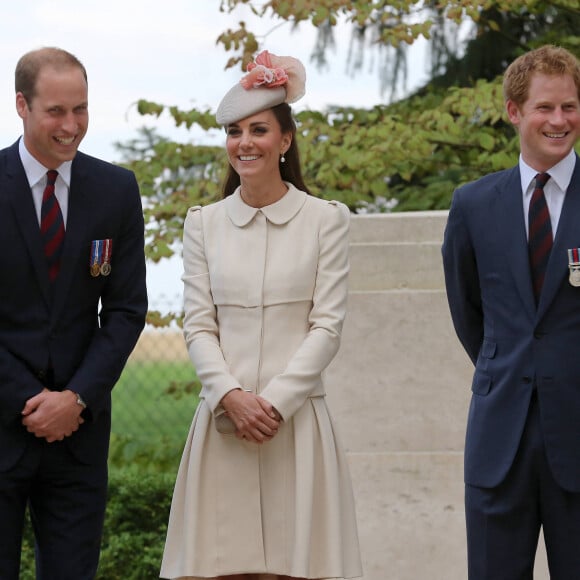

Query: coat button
left=522, top=376, right=532, bottom=384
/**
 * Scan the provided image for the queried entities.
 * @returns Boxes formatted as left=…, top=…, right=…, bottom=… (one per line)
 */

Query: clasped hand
left=21, top=389, right=84, bottom=442
left=220, top=389, right=281, bottom=444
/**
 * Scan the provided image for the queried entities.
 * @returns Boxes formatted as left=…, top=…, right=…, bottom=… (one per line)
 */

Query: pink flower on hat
left=241, top=51, right=289, bottom=92
left=241, top=63, right=288, bottom=90
left=240, top=50, right=306, bottom=103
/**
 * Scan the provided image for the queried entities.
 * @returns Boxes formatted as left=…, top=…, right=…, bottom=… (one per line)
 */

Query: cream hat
left=216, top=50, right=306, bottom=125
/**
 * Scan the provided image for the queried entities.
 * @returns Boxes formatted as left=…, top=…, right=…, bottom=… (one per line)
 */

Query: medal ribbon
left=91, top=240, right=102, bottom=267
left=102, top=239, right=112, bottom=265
left=568, top=248, right=580, bottom=265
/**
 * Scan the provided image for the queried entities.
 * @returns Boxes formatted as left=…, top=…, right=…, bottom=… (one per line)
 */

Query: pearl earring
left=280, top=153, right=286, bottom=163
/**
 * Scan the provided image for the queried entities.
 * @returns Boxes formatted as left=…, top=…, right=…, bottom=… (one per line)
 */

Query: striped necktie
left=528, top=172, right=552, bottom=303
left=40, top=170, right=65, bottom=281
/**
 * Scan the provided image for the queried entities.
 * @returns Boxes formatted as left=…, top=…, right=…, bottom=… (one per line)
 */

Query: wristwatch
left=74, top=392, right=87, bottom=409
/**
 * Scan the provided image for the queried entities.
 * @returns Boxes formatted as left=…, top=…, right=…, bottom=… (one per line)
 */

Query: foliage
left=20, top=522, right=35, bottom=580
left=121, top=74, right=518, bottom=233
left=296, top=79, right=520, bottom=210
left=109, top=433, right=184, bottom=473
left=217, top=0, right=580, bottom=94
left=97, top=469, right=174, bottom=580
left=116, top=123, right=225, bottom=265
left=115, top=1, right=580, bottom=330
left=356, top=195, right=398, bottom=214
left=20, top=469, right=174, bottom=579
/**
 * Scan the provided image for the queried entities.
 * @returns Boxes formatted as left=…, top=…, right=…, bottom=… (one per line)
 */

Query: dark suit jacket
left=0, top=140, right=147, bottom=471
left=442, top=155, right=580, bottom=492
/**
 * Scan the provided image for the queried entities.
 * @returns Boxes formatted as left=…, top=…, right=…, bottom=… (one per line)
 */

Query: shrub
left=20, top=468, right=175, bottom=579
left=109, top=432, right=185, bottom=473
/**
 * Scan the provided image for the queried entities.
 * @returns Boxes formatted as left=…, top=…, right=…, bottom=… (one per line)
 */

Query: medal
left=90, top=240, right=101, bottom=277
left=90, top=239, right=113, bottom=277
left=100, top=239, right=112, bottom=276
left=567, top=248, right=580, bottom=287
left=570, top=268, right=580, bottom=287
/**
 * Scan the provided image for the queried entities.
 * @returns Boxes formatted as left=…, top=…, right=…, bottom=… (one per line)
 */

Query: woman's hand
left=220, top=389, right=281, bottom=443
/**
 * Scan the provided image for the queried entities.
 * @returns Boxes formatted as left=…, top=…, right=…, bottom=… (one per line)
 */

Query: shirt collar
left=226, top=182, right=307, bottom=227
left=18, top=136, right=73, bottom=188
left=519, top=149, right=576, bottom=195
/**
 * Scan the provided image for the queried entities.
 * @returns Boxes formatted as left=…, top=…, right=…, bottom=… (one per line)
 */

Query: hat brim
left=216, top=83, right=287, bottom=126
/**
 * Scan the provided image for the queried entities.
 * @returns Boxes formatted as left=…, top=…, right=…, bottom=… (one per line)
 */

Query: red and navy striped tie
left=40, top=170, right=65, bottom=282
left=528, top=172, right=552, bottom=303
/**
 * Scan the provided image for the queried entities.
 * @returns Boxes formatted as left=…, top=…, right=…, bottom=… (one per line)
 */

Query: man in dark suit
left=442, top=45, right=580, bottom=579
left=0, top=47, right=147, bottom=579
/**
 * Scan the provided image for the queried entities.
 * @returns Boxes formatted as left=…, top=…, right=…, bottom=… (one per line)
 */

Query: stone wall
left=326, top=211, right=549, bottom=579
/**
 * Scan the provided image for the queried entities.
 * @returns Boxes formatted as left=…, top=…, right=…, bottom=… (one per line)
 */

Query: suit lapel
left=537, top=156, right=580, bottom=318
left=4, top=144, right=51, bottom=306
left=494, top=166, right=537, bottom=322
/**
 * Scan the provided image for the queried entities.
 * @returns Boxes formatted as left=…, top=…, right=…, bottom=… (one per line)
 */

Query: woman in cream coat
left=161, top=51, right=362, bottom=580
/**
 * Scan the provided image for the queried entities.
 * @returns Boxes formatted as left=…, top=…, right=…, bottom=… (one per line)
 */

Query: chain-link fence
left=110, top=294, right=198, bottom=472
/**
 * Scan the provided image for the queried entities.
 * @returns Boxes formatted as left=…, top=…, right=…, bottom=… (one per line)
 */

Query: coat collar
left=226, top=182, right=307, bottom=227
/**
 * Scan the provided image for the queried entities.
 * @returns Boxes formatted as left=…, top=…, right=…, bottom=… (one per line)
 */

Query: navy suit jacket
left=0, top=140, right=147, bottom=471
left=442, top=155, right=580, bottom=492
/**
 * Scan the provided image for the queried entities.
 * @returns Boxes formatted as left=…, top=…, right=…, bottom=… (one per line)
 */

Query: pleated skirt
left=160, top=396, right=362, bottom=580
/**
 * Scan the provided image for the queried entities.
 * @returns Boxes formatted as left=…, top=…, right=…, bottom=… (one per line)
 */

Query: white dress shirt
left=520, top=148, right=576, bottom=240
left=18, top=137, right=72, bottom=227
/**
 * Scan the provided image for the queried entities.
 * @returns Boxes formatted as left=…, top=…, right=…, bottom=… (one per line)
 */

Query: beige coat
left=160, top=185, right=362, bottom=580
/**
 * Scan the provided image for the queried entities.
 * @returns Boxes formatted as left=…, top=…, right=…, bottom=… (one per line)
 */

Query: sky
left=0, top=0, right=430, bottom=308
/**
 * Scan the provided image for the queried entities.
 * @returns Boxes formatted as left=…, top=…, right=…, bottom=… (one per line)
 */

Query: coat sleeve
left=66, top=169, right=148, bottom=415
left=442, top=189, right=483, bottom=366
left=0, top=348, right=44, bottom=423
left=259, top=201, right=350, bottom=420
left=182, top=207, right=243, bottom=413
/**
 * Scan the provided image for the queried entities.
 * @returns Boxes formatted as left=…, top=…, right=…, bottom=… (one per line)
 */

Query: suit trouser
left=465, top=391, right=580, bottom=580
left=0, top=435, right=107, bottom=580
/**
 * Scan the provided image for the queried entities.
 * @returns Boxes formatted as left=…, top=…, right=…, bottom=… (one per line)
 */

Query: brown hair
left=15, top=47, right=88, bottom=107
left=221, top=102, right=311, bottom=198
left=503, top=45, right=580, bottom=106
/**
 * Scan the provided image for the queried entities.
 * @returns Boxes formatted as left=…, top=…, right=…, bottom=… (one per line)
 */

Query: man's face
left=506, top=72, right=580, bottom=172
left=16, top=65, right=89, bottom=169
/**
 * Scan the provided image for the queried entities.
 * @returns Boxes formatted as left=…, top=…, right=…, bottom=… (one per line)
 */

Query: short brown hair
left=503, top=45, right=580, bottom=106
left=15, top=47, right=87, bottom=106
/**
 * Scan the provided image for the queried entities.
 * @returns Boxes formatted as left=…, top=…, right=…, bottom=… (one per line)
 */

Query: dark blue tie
left=528, top=172, right=552, bottom=303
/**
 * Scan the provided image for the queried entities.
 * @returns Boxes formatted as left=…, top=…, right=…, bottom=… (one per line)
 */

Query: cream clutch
left=214, top=405, right=236, bottom=434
